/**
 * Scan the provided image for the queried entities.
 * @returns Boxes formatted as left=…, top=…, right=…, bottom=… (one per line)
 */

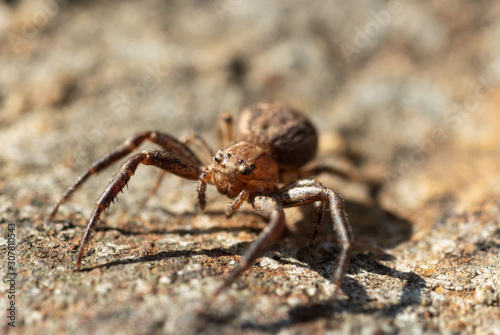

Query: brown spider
left=49, top=102, right=356, bottom=301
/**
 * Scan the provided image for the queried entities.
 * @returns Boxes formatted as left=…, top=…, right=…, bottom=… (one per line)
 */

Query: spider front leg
left=213, top=195, right=285, bottom=296
left=49, top=131, right=202, bottom=221
left=196, top=169, right=212, bottom=211
left=75, top=149, right=203, bottom=270
left=275, top=181, right=354, bottom=302
left=225, top=189, right=251, bottom=218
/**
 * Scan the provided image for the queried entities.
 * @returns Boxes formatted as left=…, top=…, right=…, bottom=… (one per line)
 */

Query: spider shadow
left=80, top=246, right=238, bottom=272
left=82, top=199, right=422, bottom=330
left=199, top=199, right=422, bottom=330
left=253, top=260, right=426, bottom=332
left=93, top=208, right=265, bottom=237
left=79, top=208, right=265, bottom=270
left=234, top=199, right=423, bottom=331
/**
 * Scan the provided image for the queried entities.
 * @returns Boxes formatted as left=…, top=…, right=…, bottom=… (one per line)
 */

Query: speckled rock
left=1, top=1, right=500, bottom=334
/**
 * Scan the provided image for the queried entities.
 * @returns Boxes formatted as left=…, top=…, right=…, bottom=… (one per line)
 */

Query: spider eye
left=240, top=164, right=255, bottom=176
left=241, top=168, right=251, bottom=175
left=214, top=153, right=223, bottom=163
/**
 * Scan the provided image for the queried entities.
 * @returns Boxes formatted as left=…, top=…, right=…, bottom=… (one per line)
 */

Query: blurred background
left=1, top=0, right=500, bottom=211
left=1, top=1, right=499, bottom=334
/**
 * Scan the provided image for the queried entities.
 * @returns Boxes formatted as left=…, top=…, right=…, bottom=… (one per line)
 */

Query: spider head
left=212, top=142, right=279, bottom=198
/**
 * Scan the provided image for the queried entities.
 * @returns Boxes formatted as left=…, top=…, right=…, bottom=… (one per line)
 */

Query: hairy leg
left=214, top=195, right=285, bottom=295
left=225, top=189, right=251, bottom=218
left=75, top=149, right=202, bottom=270
left=49, top=131, right=203, bottom=220
left=139, top=134, right=214, bottom=207
left=279, top=179, right=326, bottom=255
left=196, top=169, right=212, bottom=211
left=275, top=182, right=353, bottom=301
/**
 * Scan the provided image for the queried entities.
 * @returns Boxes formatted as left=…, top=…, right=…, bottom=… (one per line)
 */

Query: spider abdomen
left=237, top=102, right=318, bottom=169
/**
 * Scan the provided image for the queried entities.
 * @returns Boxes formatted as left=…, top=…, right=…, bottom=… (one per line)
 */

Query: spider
left=49, top=102, right=357, bottom=301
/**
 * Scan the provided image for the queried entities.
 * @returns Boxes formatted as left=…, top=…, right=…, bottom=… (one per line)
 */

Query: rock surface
left=1, top=1, right=499, bottom=334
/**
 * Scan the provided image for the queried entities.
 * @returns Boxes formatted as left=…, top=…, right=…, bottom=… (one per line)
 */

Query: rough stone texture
left=1, top=1, right=500, bottom=334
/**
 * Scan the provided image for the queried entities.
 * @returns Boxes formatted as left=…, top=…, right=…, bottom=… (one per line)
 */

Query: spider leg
left=139, top=134, right=214, bottom=208
left=225, top=189, right=251, bottom=218
left=75, top=149, right=202, bottom=270
left=196, top=169, right=212, bottom=211
left=300, top=164, right=358, bottom=181
left=214, top=195, right=285, bottom=296
left=137, top=170, right=168, bottom=209
left=309, top=200, right=326, bottom=258
left=49, top=131, right=202, bottom=221
left=300, top=164, right=382, bottom=204
left=180, top=134, right=215, bottom=164
left=278, top=178, right=320, bottom=191
left=279, top=179, right=326, bottom=255
left=275, top=181, right=354, bottom=302
left=218, top=112, right=234, bottom=148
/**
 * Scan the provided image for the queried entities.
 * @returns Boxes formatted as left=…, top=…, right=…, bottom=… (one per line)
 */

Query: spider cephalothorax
left=49, top=101, right=356, bottom=303
left=210, top=142, right=279, bottom=198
